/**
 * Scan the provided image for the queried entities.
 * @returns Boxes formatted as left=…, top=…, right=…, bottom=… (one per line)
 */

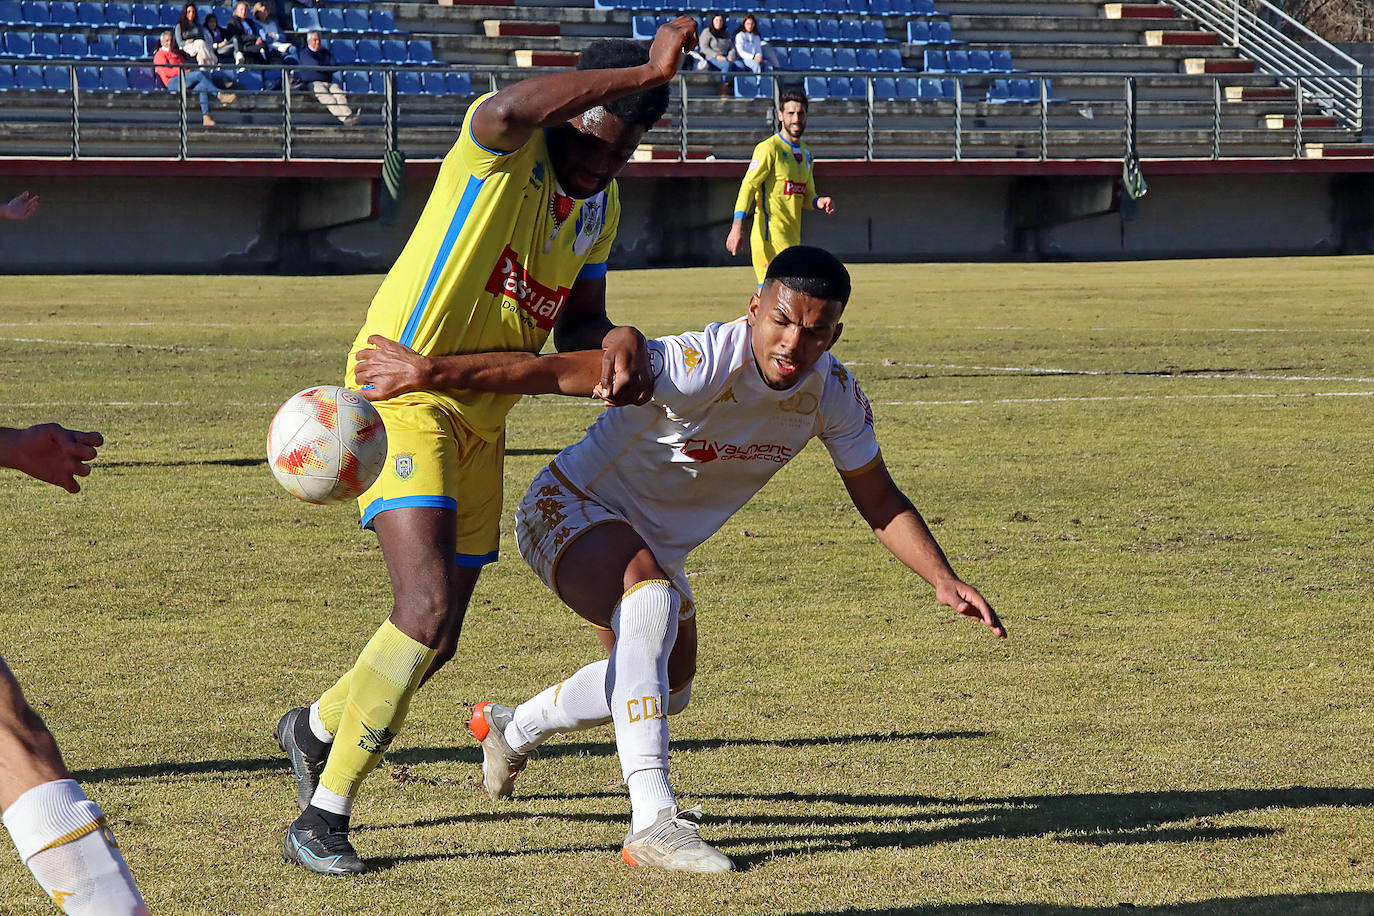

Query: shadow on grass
left=782, top=893, right=1374, bottom=915
left=101, top=457, right=267, bottom=469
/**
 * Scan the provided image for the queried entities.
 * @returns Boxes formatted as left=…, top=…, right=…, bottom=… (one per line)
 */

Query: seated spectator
left=202, top=13, right=234, bottom=62
left=174, top=2, right=217, bottom=66
left=689, top=11, right=736, bottom=97
left=251, top=1, right=291, bottom=56
left=734, top=14, right=778, bottom=74
left=154, top=30, right=237, bottom=125
left=227, top=0, right=268, bottom=64
left=294, top=31, right=359, bottom=125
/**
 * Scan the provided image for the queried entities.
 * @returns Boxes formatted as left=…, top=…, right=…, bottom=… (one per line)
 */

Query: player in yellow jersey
left=275, top=19, right=700, bottom=875
left=726, top=89, right=836, bottom=285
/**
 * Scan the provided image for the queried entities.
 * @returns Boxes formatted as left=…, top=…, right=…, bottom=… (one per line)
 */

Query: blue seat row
left=800, top=74, right=955, bottom=99
left=778, top=46, right=904, bottom=71
left=608, top=0, right=936, bottom=11
left=0, top=29, right=162, bottom=59
left=923, top=49, right=1015, bottom=73
left=291, top=7, right=401, bottom=35
left=633, top=15, right=889, bottom=43
left=327, top=38, right=434, bottom=66
left=985, top=78, right=1057, bottom=101
left=907, top=21, right=959, bottom=44
left=339, top=68, right=471, bottom=95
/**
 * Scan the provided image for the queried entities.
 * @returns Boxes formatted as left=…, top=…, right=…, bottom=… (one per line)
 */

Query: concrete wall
left=1, top=167, right=1372, bottom=273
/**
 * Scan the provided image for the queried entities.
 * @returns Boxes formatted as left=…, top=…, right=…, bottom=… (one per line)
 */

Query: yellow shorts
left=357, top=394, right=505, bottom=567
left=750, top=231, right=797, bottom=286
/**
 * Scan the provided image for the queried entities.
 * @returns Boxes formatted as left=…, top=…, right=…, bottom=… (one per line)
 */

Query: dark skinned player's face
left=546, top=108, right=646, bottom=200
left=747, top=282, right=844, bottom=390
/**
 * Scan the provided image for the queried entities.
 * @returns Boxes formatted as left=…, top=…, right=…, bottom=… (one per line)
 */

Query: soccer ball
left=267, top=386, right=388, bottom=504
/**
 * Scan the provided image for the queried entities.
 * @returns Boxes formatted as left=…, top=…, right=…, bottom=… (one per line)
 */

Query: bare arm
left=0, top=423, right=102, bottom=493
left=842, top=458, right=1006, bottom=638
left=553, top=276, right=652, bottom=406
left=471, top=17, right=697, bottom=153
left=354, top=336, right=605, bottom=400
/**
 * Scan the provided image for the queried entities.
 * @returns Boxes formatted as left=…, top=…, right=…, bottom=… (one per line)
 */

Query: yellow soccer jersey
left=732, top=131, right=818, bottom=251
left=346, top=92, right=620, bottom=441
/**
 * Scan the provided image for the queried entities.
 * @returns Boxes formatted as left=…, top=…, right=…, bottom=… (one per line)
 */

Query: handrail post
left=1294, top=77, right=1303, bottom=158
left=282, top=70, right=293, bottom=161
left=1230, top=0, right=1239, bottom=47
left=1211, top=77, right=1221, bottom=160
left=384, top=68, right=398, bottom=153
left=953, top=77, right=962, bottom=160
left=178, top=64, right=188, bottom=160
left=1039, top=76, right=1048, bottom=160
left=865, top=75, right=874, bottom=161
left=678, top=72, right=687, bottom=161
left=69, top=63, right=80, bottom=160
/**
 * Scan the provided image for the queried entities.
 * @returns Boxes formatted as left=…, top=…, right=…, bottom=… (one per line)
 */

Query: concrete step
left=1104, top=3, right=1177, bottom=18
left=1262, top=114, right=1339, bottom=129
left=631, top=144, right=713, bottom=160
left=513, top=48, right=577, bottom=66
left=1225, top=86, right=1301, bottom=101
left=482, top=18, right=560, bottom=35
left=1304, top=142, right=1374, bottom=158
left=934, top=0, right=1119, bottom=16
left=1144, top=29, right=1219, bottom=46
left=945, top=13, right=1198, bottom=44
left=1182, top=58, right=1254, bottom=74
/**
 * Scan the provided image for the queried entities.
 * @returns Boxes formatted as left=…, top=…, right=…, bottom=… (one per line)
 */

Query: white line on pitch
left=867, top=326, right=1374, bottom=333
left=849, top=363, right=1374, bottom=383
left=875, top=391, right=1374, bottom=407
left=0, top=336, right=328, bottom=355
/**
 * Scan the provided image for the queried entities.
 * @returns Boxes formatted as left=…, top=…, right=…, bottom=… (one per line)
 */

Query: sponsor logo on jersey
left=394, top=453, right=414, bottom=480
left=680, top=439, right=794, bottom=463
left=649, top=347, right=665, bottom=380
left=486, top=245, right=572, bottom=330
left=855, top=381, right=874, bottom=427
left=681, top=345, right=703, bottom=374
left=783, top=179, right=808, bottom=197
left=779, top=391, right=818, bottom=414
left=572, top=191, right=607, bottom=257
left=830, top=363, right=850, bottom=390
left=713, top=387, right=737, bottom=404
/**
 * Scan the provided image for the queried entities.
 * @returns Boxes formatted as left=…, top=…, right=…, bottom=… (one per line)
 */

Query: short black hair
left=764, top=245, right=850, bottom=307
left=779, top=88, right=809, bottom=110
left=578, top=39, right=670, bottom=130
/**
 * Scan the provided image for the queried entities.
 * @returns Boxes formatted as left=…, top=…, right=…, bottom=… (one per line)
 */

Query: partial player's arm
left=553, top=276, right=652, bottom=407
left=0, top=423, right=102, bottom=493
left=726, top=148, right=772, bottom=255
left=355, top=335, right=605, bottom=399
left=842, top=459, right=1006, bottom=638
left=1, top=191, right=38, bottom=220
left=471, top=17, right=696, bottom=152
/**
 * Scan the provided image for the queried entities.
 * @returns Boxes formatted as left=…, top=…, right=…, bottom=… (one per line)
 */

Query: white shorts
left=515, top=462, right=695, bottom=623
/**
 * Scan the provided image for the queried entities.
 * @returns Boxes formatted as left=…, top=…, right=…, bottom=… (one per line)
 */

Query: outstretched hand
left=648, top=16, right=698, bottom=82
left=354, top=335, right=431, bottom=401
left=935, top=578, right=1006, bottom=638
left=1, top=191, right=38, bottom=221
left=593, top=326, right=653, bottom=406
left=1, top=423, right=102, bottom=493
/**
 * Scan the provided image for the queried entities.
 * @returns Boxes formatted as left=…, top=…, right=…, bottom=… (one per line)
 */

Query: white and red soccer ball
left=267, top=386, right=387, bottom=504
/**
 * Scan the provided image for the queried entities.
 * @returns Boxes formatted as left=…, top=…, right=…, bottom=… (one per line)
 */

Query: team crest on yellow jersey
left=394, top=454, right=414, bottom=480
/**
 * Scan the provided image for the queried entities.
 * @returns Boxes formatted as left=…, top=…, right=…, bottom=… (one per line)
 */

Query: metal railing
left=0, top=63, right=1369, bottom=163
left=1162, top=0, right=1363, bottom=131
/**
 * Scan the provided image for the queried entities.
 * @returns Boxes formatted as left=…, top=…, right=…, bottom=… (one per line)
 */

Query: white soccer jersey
left=552, top=316, right=881, bottom=572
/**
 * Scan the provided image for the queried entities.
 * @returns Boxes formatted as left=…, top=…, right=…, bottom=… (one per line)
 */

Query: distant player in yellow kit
left=274, top=18, right=700, bottom=875
left=726, top=89, right=835, bottom=284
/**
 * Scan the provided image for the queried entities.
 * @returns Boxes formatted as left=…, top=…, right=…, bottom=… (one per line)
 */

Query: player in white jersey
left=353, top=245, right=1005, bottom=873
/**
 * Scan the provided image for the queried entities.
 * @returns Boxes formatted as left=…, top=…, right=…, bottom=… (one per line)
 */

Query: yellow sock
left=318, top=619, right=435, bottom=799
left=316, top=669, right=352, bottom=737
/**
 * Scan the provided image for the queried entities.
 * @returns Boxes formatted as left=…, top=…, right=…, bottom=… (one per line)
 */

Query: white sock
left=508, top=659, right=612, bottom=754
left=606, top=580, right=680, bottom=833
left=309, top=784, right=354, bottom=818
left=308, top=701, right=334, bottom=744
left=3, top=779, right=147, bottom=915
left=626, top=768, right=675, bottom=833
left=666, top=681, right=692, bottom=716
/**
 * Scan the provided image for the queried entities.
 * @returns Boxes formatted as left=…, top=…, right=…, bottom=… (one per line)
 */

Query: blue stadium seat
left=407, top=39, right=433, bottom=63
left=916, top=76, right=942, bottom=99
left=89, top=33, right=116, bottom=58
left=329, top=38, right=356, bottom=64
left=1009, top=78, right=1033, bottom=99
left=833, top=47, right=856, bottom=70
left=32, top=32, right=61, bottom=58
left=810, top=47, right=833, bottom=70
left=793, top=18, right=817, bottom=40
left=803, top=75, right=826, bottom=97
left=837, top=20, right=861, bottom=42
left=771, top=47, right=789, bottom=69
left=990, top=50, right=1013, bottom=72
left=60, top=33, right=89, bottom=57
left=75, top=63, right=99, bottom=88
left=733, top=74, right=772, bottom=98
left=396, top=69, right=421, bottom=93
left=922, top=49, right=944, bottom=72
left=912, top=0, right=935, bottom=13
left=985, top=79, right=1008, bottom=102
left=380, top=38, right=406, bottom=62
left=105, top=1, right=132, bottom=24
left=0, top=0, right=18, bottom=24
left=42, top=63, right=70, bottom=88
left=895, top=75, right=919, bottom=97
left=368, top=9, right=398, bottom=33
left=49, top=2, right=79, bottom=25
left=814, top=18, right=840, bottom=41
left=316, top=7, right=344, bottom=31
left=825, top=76, right=850, bottom=97
left=0, top=65, right=15, bottom=89
left=15, top=63, right=43, bottom=87
left=966, top=50, right=990, bottom=72
left=98, top=64, right=128, bottom=88
left=446, top=70, right=470, bottom=94
left=928, top=20, right=953, bottom=43
left=855, top=47, right=878, bottom=70
left=114, top=33, right=143, bottom=57
left=873, top=76, right=896, bottom=98
left=339, top=68, right=366, bottom=92
left=159, top=2, right=180, bottom=22
left=787, top=47, right=809, bottom=70
left=3, top=31, right=34, bottom=58
left=76, top=0, right=104, bottom=23
left=129, top=3, right=158, bottom=26
left=878, top=48, right=902, bottom=70
left=144, top=33, right=158, bottom=54
left=420, top=69, right=446, bottom=94
left=342, top=8, right=369, bottom=32
left=906, top=21, right=928, bottom=43
left=630, top=15, right=654, bottom=39
left=940, top=77, right=956, bottom=98
left=861, top=21, right=885, bottom=41
left=291, top=7, right=319, bottom=30
left=768, top=18, right=794, bottom=40
left=127, top=65, right=156, bottom=89
left=19, top=0, right=46, bottom=22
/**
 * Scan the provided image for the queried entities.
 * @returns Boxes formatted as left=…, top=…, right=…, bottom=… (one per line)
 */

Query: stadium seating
left=733, top=74, right=772, bottom=98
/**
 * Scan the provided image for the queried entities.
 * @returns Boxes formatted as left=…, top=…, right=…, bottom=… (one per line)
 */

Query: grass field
left=0, top=259, right=1372, bottom=915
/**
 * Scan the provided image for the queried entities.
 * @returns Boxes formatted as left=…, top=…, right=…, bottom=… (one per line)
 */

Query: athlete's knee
left=0, top=701, right=60, bottom=763
left=666, top=678, right=693, bottom=715
left=390, top=587, right=458, bottom=645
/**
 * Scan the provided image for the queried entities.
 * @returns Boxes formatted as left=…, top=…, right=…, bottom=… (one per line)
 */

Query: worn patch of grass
left=0, top=258, right=1372, bottom=914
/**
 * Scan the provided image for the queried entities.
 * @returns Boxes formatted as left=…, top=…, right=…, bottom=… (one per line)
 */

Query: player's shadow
left=506, top=447, right=561, bottom=456
left=781, top=893, right=1374, bottom=915
left=100, top=457, right=266, bottom=469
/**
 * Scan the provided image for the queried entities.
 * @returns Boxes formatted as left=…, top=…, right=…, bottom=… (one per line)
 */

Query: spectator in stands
left=154, top=30, right=237, bottom=126
left=295, top=31, right=359, bottom=125
left=202, top=13, right=235, bottom=63
left=251, top=1, right=291, bottom=58
left=733, top=14, right=777, bottom=74
left=690, top=11, right=736, bottom=97
left=175, top=2, right=217, bottom=66
left=227, top=0, right=268, bottom=65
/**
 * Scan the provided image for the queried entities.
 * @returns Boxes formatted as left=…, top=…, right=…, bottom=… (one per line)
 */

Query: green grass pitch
left=0, top=259, right=1372, bottom=914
